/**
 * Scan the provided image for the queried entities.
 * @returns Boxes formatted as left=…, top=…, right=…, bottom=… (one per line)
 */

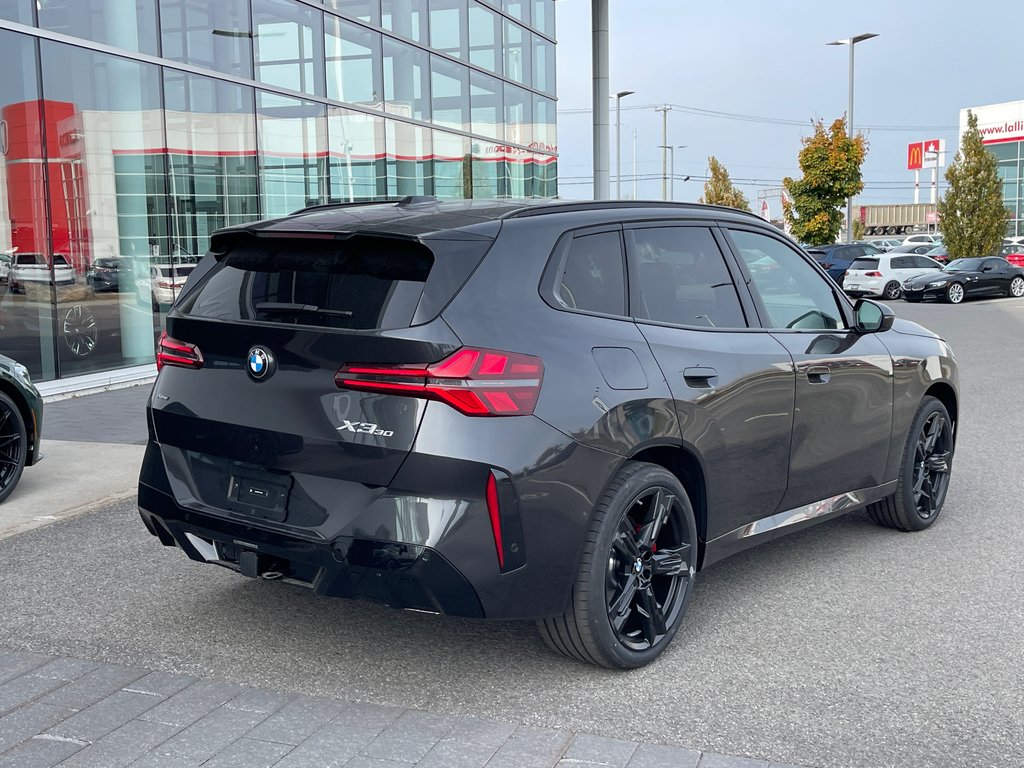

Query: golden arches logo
left=907, top=143, right=923, bottom=170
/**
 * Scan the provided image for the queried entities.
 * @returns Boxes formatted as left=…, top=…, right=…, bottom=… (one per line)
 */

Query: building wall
left=960, top=101, right=1023, bottom=237
left=0, top=0, right=557, bottom=383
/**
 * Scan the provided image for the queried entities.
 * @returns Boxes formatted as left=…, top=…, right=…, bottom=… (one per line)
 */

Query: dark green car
left=0, top=354, right=43, bottom=502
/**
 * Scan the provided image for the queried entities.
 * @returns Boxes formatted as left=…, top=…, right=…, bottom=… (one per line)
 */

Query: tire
left=536, top=461, right=697, bottom=669
left=883, top=281, right=902, bottom=300
left=1008, top=276, right=1024, bottom=298
left=0, top=392, right=28, bottom=504
left=945, top=282, right=964, bottom=304
left=866, top=396, right=953, bottom=532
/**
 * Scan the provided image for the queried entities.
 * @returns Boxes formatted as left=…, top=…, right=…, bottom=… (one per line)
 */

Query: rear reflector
left=486, top=473, right=504, bottom=569
left=336, top=347, right=544, bottom=417
left=156, top=331, right=204, bottom=371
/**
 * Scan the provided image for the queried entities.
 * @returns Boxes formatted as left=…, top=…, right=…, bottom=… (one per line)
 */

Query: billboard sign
left=961, top=100, right=1024, bottom=146
left=908, top=139, right=944, bottom=170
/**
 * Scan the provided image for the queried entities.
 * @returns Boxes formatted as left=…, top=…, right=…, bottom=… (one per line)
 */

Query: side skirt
left=702, top=481, right=898, bottom=569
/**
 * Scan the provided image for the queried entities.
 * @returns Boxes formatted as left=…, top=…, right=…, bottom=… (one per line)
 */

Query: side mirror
left=854, top=298, right=895, bottom=334
left=981, top=265, right=993, bottom=273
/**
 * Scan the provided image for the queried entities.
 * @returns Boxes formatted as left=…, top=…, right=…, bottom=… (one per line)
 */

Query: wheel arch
left=627, top=443, right=709, bottom=570
left=0, top=379, right=36, bottom=464
left=925, top=381, right=958, bottom=434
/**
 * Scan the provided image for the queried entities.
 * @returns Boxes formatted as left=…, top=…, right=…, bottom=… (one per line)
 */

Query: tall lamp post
left=658, top=144, right=688, bottom=200
left=827, top=32, right=878, bottom=243
left=615, top=90, right=634, bottom=199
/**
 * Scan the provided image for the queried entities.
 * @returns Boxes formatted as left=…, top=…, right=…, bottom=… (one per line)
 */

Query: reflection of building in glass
left=0, top=0, right=557, bottom=384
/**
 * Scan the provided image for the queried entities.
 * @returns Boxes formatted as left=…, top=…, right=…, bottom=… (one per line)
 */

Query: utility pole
left=655, top=105, right=671, bottom=200
left=632, top=129, right=637, bottom=200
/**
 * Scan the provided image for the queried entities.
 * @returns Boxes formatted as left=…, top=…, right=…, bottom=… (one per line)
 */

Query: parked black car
left=805, top=242, right=884, bottom=285
left=902, top=257, right=1024, bottom=304
left=86, top=257, right=129, bottom=292
left=0, top=354, right=43, bottom=503
left=138, top=199, right=959, bottom=668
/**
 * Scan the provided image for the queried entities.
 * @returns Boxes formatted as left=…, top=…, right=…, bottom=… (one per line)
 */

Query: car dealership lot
left=0, top=298, right=1022, bottom=768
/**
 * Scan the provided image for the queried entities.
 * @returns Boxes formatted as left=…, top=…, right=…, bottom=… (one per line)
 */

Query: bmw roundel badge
left=247, top=346, right=275, bottom=381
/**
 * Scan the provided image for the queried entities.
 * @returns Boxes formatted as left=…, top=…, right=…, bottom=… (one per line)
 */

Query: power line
left=556, top=102, right=957, bottom=132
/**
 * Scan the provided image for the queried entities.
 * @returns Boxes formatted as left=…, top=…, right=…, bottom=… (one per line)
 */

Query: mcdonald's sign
left=907, top=142, right=924, bottom=170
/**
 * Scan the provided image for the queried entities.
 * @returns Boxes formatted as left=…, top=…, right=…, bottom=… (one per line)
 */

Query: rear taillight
left=865, top=271, right=883, bottom=277
left=157, top=280, right=173, bottom=289
left=336, top=347, right=544, bottom=417
left=156, top=331, right=204, bottom=371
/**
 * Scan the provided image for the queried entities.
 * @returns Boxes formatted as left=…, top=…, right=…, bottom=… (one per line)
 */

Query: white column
left=591, top=0, right=609, bottom=200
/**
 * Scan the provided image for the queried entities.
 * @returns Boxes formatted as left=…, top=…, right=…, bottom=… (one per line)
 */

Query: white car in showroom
left=843, top=252, right=944, bottom=300
left=137, top=262, right=196, bottom=308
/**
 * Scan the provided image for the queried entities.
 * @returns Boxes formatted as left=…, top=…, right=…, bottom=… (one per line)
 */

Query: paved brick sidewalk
left=0, top=649, right=810, bottom=768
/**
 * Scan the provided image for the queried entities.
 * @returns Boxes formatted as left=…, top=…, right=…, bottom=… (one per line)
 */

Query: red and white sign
left=962, top=100, right=1024, bottom=146
left=926, top=211, right=938, bottom=224
left=907, top=142, right=924, bottom=171
left=908, top=139, right=943, bottom=170
left=759, top=199, right=770, bottom=221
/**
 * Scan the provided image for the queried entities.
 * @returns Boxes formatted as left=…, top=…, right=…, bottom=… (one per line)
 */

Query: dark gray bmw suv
left=138, top=198, right=959, bottom=668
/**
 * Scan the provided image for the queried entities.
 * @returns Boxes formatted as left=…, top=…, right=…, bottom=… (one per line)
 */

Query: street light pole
left=655, top=105, right=671, bottom=200
left=615, top=90, right=634, bottom=200
left=658, top=144, right=687, bottom=200
left=827, top=32, right=878, bottom=243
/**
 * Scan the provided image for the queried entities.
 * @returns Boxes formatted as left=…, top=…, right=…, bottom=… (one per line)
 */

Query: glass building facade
left=991, top=141, right=1023, bottom=237
left=0, top=0, right=557, bottom=384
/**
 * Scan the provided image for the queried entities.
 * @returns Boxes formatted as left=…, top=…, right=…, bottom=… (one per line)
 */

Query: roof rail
left=289, top=198, right=404, bottom=215
left=502, top=200, right=766, bottom=221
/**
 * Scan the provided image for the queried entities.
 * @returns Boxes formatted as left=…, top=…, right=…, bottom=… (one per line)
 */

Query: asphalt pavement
left=1, top=297, right=1023, bottom=767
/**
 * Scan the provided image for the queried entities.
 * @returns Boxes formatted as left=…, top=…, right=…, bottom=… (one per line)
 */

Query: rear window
left=849, top=258, right=879, bottom=270
left=15, top=254, right=43, bottom=265
left=180, top=237, right=440, bottom=331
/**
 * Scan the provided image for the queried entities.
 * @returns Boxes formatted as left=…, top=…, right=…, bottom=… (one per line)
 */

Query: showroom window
left=468, top=3, right=502, bottom=74
left=160, top=0, right=253, bottom=79
left=325, top=15, right=383, bottom=106
left=430, top=55, right=469, bottom=132
left=470, top=70, right=503, bottom=141
left=252, top=0, right=325, bottom=97
left=40, top=40, right=167, bottom=376
left=386, top=120, right=433, bottom=197
left=382, top=0, right=427, bottom=42
left=428, top=0, right=467, bottom=60
left=163, top=71, right=260, bottom=257
left=383, top=36, right=430, bottom=122
left=328, top=106, right=388, bottom=201
left=38, top=0, right=159, bottom=55
left=258, top=91, right=329, bottom=217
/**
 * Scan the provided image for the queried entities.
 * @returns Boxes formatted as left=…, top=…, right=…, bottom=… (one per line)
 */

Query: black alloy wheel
left=867, top=396, right=953, bottom=531
left=62, top=305, right=98, bottom=357
left=537, top=462, right=697, bottom=668
left=606, top=486, right=692, bottom=652
left=0, top=392, right=27, bottom=503
left=883, top=281, right=902, bottom=300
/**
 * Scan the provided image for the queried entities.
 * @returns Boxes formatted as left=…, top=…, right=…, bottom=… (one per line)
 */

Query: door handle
left=683, top=366, right=718, bottom=388
left=806, top=365, right=831, bottom=384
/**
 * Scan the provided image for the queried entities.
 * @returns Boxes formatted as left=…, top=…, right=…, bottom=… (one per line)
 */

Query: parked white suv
left=843, top=253, right=944, bottom=300
left=9, top=253, right=75, bottom=293
left=137, top=263, right=196, bottom=307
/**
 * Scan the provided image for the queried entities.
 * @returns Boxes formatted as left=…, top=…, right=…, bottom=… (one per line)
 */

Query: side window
left=862, top=245, right=883, bottom=255
left=915, top=256, right=940, bottom=269
left=555, top=231, right=626, bottom=316
left=890, top=256, right=911, bottom=270
left=982, top=258, right=1006, bottom=272
left=626, top=226, right=746, bottom=329
left=728, top=229, right=847, bottom=331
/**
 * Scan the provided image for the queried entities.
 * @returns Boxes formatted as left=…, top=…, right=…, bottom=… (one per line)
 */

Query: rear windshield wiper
left=255, top=302, right=353, bottom=318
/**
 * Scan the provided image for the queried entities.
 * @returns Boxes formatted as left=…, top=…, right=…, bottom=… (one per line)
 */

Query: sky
left=552, top=0, right=1020, bottom=212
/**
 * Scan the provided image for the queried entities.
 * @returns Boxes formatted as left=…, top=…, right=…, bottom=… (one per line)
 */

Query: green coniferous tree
left=937, top=111, right=1008, bottom=259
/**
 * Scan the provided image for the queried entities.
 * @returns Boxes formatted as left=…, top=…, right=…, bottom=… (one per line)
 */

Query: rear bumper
left=139, top=481, right=485, bottom=617
left=138, top=411, right=618, bottom=620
